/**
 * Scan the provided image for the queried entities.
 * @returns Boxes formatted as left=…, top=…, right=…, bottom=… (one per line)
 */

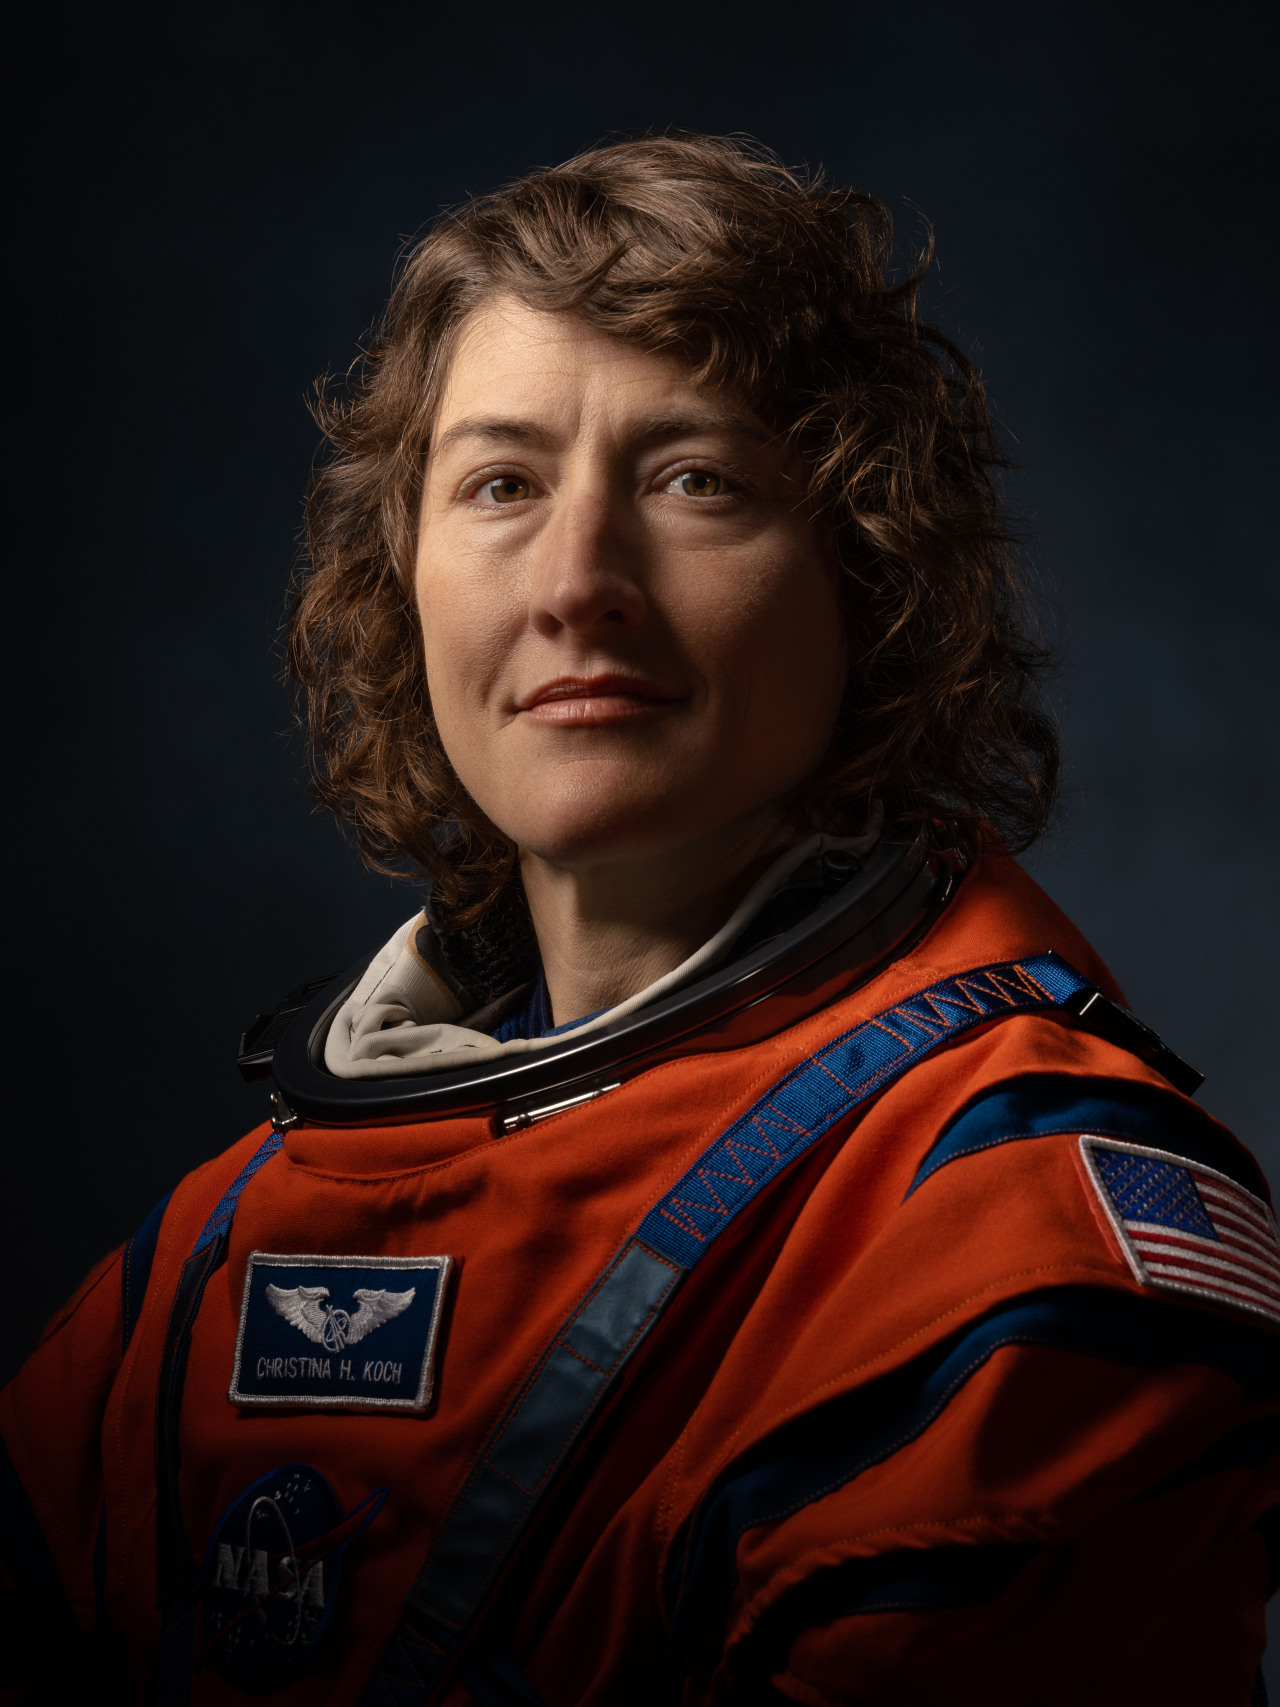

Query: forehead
left=432, top=295, right=743, bottom=444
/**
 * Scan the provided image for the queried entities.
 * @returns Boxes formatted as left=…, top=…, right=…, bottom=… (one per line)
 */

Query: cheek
left=712, top=551, right=847, bottom=729
left=415, top=556, right=508, bottom=735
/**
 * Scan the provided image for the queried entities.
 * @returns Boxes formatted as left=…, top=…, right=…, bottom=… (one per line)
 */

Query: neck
left=519, top=818, right=791, bottom=1028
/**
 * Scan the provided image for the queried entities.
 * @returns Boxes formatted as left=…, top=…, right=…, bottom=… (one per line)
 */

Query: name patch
left=229, top=1252, right=452, bottom=1411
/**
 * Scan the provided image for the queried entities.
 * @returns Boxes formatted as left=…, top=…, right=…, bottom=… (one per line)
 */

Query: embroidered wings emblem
left=264, top=1283, right=416, bottom=1353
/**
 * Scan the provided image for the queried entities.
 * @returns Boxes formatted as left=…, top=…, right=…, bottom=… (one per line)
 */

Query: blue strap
left=122, top=1190, right=174, bottom=1355
left=363, top=950, right=1101, bottom=1702
left=636, top=951, right=1092, bottom=1266
left=150, top=1133, right=284, bottom=1706
left=152, top=1599, right=200, bottom=1707
left=192, top=1131, right=283, bottom=1255
left=400, top=1242, right=682, bottom=1640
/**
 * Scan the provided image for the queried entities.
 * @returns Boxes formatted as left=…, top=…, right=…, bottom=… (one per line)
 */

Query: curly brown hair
left=288, top=132, right=1058, bottom=919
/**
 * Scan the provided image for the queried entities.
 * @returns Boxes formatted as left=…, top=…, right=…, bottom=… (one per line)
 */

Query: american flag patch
left=1081, top=1136, right=1280, bottom=1328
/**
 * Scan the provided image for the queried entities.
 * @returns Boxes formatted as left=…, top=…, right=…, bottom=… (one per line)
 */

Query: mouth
left=517, top=674, right=685, bottom=726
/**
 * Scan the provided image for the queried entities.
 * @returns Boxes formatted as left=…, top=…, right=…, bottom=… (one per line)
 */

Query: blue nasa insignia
left=228, top=1252, right=453, bottom=1411
left=201, top=1462, right=386, bottom=1689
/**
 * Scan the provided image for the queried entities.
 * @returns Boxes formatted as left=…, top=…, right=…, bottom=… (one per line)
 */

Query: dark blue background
left=7, top=0, right=1278, bottom=1661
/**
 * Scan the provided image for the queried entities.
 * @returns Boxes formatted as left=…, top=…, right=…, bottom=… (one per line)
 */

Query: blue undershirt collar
left=489, top=971, right=607, bottom=1042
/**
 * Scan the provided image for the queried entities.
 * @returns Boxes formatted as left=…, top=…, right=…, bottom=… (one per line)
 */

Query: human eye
left=469, top=473, right=534, bottom=505
left=666, top=468, right=727, bottom=499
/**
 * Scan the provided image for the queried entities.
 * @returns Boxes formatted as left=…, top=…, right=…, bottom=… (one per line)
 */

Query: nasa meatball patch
left=229, top=1252, right=452, bottom=1411
left=202, top=1463, right=385, bottom=1688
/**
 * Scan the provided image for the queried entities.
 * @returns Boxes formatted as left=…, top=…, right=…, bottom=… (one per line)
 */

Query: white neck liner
left=324, top=822, right=882, bottom=1081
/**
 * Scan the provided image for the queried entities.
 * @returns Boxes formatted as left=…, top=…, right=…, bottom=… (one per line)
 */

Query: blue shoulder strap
left=121, top=1190, right=174, bottom=1355
left=360, top=950, right=1156, bottom=1703
left=151, top=1132, right=283, bottom=1705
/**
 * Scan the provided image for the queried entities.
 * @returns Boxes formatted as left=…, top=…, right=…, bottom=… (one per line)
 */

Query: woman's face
left=415, top=296, right=848, bottom=871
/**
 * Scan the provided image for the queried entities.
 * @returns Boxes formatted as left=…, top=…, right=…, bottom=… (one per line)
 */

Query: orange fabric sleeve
left=693, top=1342, right=1278, bottom=1706
left=774, top=1472, right=1270, bottom=1706
left=0, top=1244, right=124, bottom=1641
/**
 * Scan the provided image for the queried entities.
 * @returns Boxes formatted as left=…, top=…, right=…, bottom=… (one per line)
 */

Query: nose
left=528, top=485, right=648, bottom=638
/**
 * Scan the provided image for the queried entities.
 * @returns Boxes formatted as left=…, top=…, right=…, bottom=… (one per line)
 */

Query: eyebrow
left=430, top=409, right=774, bottom=459
left=431, top=416, right=557, bottom=457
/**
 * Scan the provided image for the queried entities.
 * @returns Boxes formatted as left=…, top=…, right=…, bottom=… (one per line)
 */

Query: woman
left=3, top=135, right=1275, bottom=1707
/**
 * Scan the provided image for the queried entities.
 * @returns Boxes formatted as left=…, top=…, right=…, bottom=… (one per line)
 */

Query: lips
left=517, top=674, right=684, bottom=726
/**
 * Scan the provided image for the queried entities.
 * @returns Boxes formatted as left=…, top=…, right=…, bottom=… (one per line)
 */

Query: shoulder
left=132, top=1122, right=282, bottom=1309
left=21, top=1245, right=125, bottom=1371
left=660, top=930, right=1279, bottom=1690
left=664, top=851, right=1277, bottom=1473
left=6, top=1123, right=279, bottom=1403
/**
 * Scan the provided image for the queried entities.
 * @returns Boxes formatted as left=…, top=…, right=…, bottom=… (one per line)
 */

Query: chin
left=496, top=785, right=695, bottom=870
left=510, top=812, right=676, bottom=870
left=468, top=755, right=689, bottom=866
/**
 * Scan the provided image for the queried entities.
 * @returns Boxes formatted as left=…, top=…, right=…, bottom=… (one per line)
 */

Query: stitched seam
left=290, top=962, right=1050, bottom=1195
left=359, top=953, right=402, bottom=1013
left=1142, top=1273, right=1280, bottom=1325
left=417, top=1467, right=536, bottom=1607
left=810, top=1058, right=856, bottom=1095
left=286, top=1040, right=823, bottom=1187
left=561, top=1263, right=681, bottom=1381
left=650, top=1011, right=1002, bottom=1246
left=630, top=1053, right=859, bottom=1225
left=480, top=1458, right=538, bottom=1495
left=912, top=1123, right=1108, bottom=1190
left=607, top=1291, right=676, bottom=1366
left=462, top=1266, right=683, bottom=1537
left=462, top=1248, right=677, bottom=1511
left=122, top=1241, right=134, bottom=1349
left=657, top=1426, right=693, bottom=1558
left=727, top=1515, right=1053, bottom=1652
left=628, top=955, right=1035, bottom=1231
left=557, top=1340, right=607, bottom=1375
left=433, top=1325, right=595, bottom=1524
left=912, top=1116, right=1223, bottom=1194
